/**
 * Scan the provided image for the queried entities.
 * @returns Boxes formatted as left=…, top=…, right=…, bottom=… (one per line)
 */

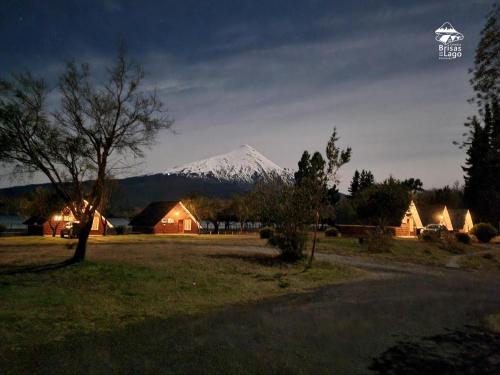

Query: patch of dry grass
left=317, top=234, right=500, bottom=270
left=316, top=236, right=452, bottom=266
left=459, top=251, right=500, bottom=272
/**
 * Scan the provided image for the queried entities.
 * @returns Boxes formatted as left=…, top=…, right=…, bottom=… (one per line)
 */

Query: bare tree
left=0, top=47, right=173, bottom=262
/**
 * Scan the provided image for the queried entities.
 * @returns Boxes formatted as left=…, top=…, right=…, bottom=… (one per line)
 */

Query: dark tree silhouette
left=348, top=170, right=360, bottom=195
left=359, top=169, right=375, bottom=191
left=470, top=4, right=499, bottom=107
left=402, top=178, right=424, bottom=195
left=353, top=178, right=410, bottom=228
left=295, top=128, right=351, bottom=268
left=457, top=4, right=500, bottom=225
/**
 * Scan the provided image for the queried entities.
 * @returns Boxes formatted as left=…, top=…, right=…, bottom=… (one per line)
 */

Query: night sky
left=0, top=0, right=495, bottom=191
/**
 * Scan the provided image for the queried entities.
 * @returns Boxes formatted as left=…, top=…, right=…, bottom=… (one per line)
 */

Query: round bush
left=259, top=227, right=274, bottom=239
left=268, top=232, right=307, bottom=261
left=115, top=225, right=128, bottom=235
left=470, top=223, right=498, bottom=243
left=419, top=232, right=439, bottom=242
left=325, top=227, right=340, bottom=237
left=439, top=232, right=465, bottom=254
left=455, top=232, right=471, bottom=244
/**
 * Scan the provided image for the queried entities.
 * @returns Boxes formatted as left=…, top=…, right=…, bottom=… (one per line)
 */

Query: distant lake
left=0, top=215, right=131, bottom=230
left=0, top=215, right=26, bottom=229
left=107, top=218, right=130, bottom=227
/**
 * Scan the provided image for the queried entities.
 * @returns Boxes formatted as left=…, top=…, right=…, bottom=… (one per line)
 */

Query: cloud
left=135, top=27, right=476, bottom=191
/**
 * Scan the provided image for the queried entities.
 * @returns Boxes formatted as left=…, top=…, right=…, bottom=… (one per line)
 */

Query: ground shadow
left=0, top=258, right=77, bottom=276
left=369, top=325, right=500, bottom=374
left=206, top=252, right=292, bottom=267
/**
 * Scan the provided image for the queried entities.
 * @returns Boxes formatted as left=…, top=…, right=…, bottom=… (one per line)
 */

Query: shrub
left=419, top=231, right=440, bottom=242
left=455, top=232, right=471, bottom=244
left=0, top=224, right=6, bottom=233
left=115, top=225, right=128, bottom=235
left=325, top=227, right=340, bottom=237
left=268, top=231, right=307, bottom=261
left=439, top=232, right=465, bottom=254
left=470, top=223, right=498, bottom=243
left=363, top=227, right=392, bottom=252
left=259, top=227, right=274, bottom=239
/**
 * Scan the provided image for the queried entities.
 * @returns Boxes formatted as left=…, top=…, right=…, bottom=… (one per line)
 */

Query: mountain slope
left=0, top=145, right=286, bottom=215
left=163, top=145, right=285, bottom=183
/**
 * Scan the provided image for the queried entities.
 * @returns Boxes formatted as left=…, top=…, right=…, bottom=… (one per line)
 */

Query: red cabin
left=23, top=205, right=112, bottom=236
left=129, top=201, right=200, bottom=234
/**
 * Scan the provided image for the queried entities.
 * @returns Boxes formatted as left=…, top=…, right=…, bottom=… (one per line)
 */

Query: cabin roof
left=129, top=201, right=179, bottom=227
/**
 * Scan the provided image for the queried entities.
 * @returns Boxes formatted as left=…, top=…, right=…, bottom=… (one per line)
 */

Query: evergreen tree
left=327, top=184, right=341, bottom=206
left=349, top=170, right=360, bottom=195
left=492, top=101, right=500, bottom=202
left=359, top=170, right=375, bottom=190
left=459, top=4, right=500, bottom=224
left=470, top=4, right=499, bottom=107
left=401, top=178, right=424, bottom=194
left=294, top=151, right=312, bottom=185
left=462, top=116, right=493, bottom=221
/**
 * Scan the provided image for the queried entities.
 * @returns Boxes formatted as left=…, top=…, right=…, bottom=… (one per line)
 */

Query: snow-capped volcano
left=164, top=145, right=285, bottom=183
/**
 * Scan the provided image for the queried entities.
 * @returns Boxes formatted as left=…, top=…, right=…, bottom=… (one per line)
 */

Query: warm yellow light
left=175, top=211, right=179, bottom=216
left=53, top=215, right=63, bottom=221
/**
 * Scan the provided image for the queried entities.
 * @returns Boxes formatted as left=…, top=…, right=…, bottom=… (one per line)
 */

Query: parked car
left=60, top=222, right=82, bottom=239
left=421, top=224, right=447, bottom=234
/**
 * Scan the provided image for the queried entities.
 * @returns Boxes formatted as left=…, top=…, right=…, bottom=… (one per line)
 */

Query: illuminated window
left=53, top=215, right=63, bottom=221
left=91, top=216, right=99, bottom=230
left=184, top=219, right=191, bottom=231
left=161, top=218, right=175, bottom=224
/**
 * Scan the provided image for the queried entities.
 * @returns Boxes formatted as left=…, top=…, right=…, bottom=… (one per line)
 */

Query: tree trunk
left=50, top=222, right=59, bottom=237
left=307, top=211, right=320, bottom=268
left=72, top=220, right=92, bottom=262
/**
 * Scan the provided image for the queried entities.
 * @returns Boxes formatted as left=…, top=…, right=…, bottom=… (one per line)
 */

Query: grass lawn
left=316, top=235, right=499, bottom=268
left=0, top=235, right=367, bottom=359
left=0, top=233, right=264, bottom=247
